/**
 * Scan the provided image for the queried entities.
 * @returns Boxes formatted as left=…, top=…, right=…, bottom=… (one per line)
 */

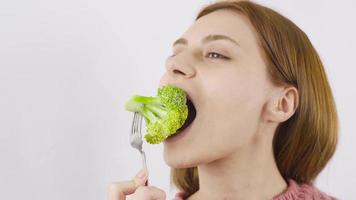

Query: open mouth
left=177, top=96, right=197, bottom=132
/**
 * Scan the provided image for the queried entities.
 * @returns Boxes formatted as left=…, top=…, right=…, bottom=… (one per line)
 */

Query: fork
left=130, top=112, right=148, bottom=186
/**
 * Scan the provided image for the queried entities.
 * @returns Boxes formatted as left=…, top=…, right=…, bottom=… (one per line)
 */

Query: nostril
left=173, top=69, right=186, bottom=76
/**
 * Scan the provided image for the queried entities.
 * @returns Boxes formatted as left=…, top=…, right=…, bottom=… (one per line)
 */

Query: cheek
left=197, top=68, right=267, bottom=150
left=203, top=67, right=265, bottom=119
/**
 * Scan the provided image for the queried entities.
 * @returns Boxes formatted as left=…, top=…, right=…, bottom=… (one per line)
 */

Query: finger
left=108, top=168, right=149, bottom=200
left=134, top=185, right=166, bottom=200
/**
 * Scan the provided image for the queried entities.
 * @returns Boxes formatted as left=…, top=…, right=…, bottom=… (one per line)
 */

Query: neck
left=187, top=128, right=288, bottom=200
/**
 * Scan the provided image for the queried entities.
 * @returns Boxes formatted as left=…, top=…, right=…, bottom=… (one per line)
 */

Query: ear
left=263, top=86, right=299, bottom=123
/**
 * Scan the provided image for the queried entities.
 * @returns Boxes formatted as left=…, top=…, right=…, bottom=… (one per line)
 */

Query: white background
left=0, top=0, right=355, bottom=199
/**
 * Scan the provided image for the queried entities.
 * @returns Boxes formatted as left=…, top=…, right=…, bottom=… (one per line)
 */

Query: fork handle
left=141, top=151, right=148, bottom=186
left=141, top=151, right=147, bottom=169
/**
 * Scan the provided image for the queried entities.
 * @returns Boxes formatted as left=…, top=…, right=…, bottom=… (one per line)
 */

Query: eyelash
left=206, top=52, right=230, bottom=60
left=169, top=52, right=230, bottom=60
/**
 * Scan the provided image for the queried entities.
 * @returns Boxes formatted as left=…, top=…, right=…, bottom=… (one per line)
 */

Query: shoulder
left=273, top=179, right=338, bottom=200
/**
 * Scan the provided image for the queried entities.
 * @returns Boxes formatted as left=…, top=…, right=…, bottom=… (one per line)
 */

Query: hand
left=108, top=168, right=166, bottom=200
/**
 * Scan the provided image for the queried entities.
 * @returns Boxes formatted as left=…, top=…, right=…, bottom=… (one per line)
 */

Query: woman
left=109, top=1, right=338, bottom=199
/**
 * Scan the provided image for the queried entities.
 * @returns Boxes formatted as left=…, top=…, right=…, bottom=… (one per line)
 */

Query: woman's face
left=160, top=10, right=276, bottom=168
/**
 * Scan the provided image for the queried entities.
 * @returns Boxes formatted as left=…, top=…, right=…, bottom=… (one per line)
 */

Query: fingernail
left=136, top=169, right=147, bottom=179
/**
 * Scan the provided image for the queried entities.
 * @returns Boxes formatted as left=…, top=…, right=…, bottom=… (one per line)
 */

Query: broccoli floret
left=125, top=85, right=188, bottom=144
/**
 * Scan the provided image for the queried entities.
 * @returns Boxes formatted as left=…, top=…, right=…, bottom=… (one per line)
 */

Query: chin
left=163, top=145, right=201, bottom=168
left=163, top=143, right=222, bottom=169
left=163, top=146, right=190, bottom=168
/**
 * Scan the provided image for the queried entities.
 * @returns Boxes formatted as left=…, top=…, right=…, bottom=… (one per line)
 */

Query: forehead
left=180, top=9, right=258, bottom=49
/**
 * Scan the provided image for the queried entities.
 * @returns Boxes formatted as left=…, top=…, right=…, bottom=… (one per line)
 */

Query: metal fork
left=130, top=112, right=148, bottom=186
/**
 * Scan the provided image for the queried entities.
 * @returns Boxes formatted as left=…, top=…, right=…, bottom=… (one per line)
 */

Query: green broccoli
left=125, top=85, right=188, bottom=144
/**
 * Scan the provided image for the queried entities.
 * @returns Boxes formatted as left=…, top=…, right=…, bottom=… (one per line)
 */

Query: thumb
left=108, top=168, right=149, bottom=200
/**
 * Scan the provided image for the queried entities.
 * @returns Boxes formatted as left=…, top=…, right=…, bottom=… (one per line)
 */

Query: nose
left=165, top=53, right=196, bottom=79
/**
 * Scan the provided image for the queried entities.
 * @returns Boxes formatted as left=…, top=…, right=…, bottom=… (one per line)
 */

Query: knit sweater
left=172, top=179, right=337, bottom=200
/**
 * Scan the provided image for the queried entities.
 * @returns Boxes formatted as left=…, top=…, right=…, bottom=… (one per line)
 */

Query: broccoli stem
left=145, top=104, right=167, bottom=118
left=141, top=107, right=159, bottom=123
left=125, top=95, right=168, bottom=123
left=124, top=98, right=144, bottom=113
left=131, top=95, right=161, bottom=105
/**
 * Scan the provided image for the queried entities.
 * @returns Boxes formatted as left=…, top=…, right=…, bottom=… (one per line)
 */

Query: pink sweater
left=173, top=179, right=337, bottom=200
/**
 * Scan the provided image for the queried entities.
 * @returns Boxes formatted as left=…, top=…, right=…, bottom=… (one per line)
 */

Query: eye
left=206, top=52, right=229, bottom=60
left=167, top=51, right=230, bottom=60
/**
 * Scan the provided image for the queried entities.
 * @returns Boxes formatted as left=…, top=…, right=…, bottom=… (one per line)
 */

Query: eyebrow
left=172, top=34, right=240, bottom=47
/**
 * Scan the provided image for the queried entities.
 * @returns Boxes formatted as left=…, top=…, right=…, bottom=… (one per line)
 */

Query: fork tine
left=134, top=113, right=139, bottom=134
left=132, top=112, right=139, bottom=136
left=131, top=112, right=136, bottom=135
left=138, top=114, right=143, bottom=137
